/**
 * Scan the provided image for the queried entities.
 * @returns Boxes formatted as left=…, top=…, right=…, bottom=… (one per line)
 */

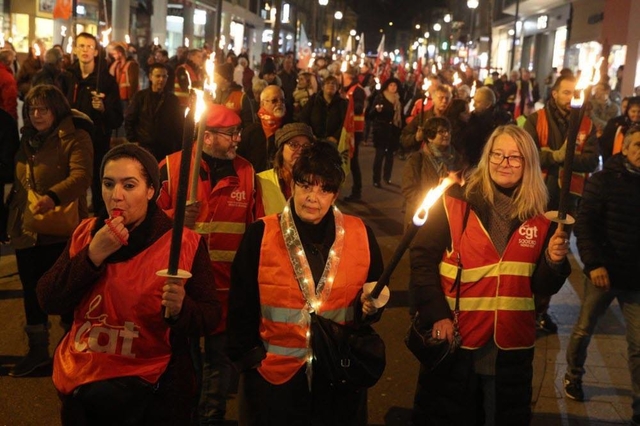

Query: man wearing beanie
left=256, top=122, right=315, bottom=216
left=237, top=85, right=288, bottom=172
left=158, top=104, right=256, bottom=425
left=214, top=62, right=255, bottom=127
left=259, top=57, right=282, bottom=87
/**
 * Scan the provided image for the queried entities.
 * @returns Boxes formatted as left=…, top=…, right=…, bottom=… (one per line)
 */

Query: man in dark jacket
left=564, top=127, right=640, bottom=426
left=67, top=32, right=123, bottom=214
left=299, top=75, right=347, bottom=144
left=31, top=48, right=74, bottom=100
left=124, top=63, right=183, bottom=161
left=459, top=86, right=513, bottom=167
left=0, top=107, right=19, bottom=242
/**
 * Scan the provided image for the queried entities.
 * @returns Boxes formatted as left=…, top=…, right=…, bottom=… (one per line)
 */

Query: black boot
left=9, top=324, right=51, bottom=377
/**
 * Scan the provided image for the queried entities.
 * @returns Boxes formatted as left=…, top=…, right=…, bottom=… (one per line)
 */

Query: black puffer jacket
left=575, top=154, right=640, bottom=289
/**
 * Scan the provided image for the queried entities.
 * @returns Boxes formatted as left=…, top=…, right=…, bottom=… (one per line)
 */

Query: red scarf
left=258, top=107, right=283, bottom=139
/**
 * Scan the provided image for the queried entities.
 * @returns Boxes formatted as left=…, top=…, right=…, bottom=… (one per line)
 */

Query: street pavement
left=0, top=144, right=633, bottom=425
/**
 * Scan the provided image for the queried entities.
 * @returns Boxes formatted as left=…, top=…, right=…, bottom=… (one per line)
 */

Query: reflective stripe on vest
left=536, top=109, right=592, bottom=196
left=440, top=196, right=550, bottom=350
left=256, top=214, right=370, bottom=385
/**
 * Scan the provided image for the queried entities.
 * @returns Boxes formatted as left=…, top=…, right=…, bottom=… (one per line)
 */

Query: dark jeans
left=372, top=148, right=394, bottom=184
left=350, top=132, right=363, bottom=195
left=238, top=366, right=367, bottom=426
left=15, top=242, right=67, bottom=326
left=566, top=278, right=640, bottom=415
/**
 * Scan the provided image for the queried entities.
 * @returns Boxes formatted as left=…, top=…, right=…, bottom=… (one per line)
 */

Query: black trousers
left=15, top=242, right=67, bottom=325
left=350, top=132, right=364, bottom=195
left=372, top=148, right=394, bottom=184
left=238, top=366, right=367, bottom=426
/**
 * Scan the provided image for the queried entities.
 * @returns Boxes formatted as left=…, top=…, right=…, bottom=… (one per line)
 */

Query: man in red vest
left=109, top=42, right=139, bottom=111
left=158, top=104, right=256, bottom=424
left=523, top=74, right=599, bottom=333
left=341, top=66, right=366, bottom=202
left=174, top=49, right=204, bottom=108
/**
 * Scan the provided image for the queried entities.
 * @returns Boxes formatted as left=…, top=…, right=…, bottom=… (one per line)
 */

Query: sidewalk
left=531, top=244, right=632, bottom=425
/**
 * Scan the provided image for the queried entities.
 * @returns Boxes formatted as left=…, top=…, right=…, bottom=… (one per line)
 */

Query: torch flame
left=469, top=81, right=477, bottom=112
left=204, top=53, right=216, bottom=94
left=125, top=34, right=131, bottom=44
left=452, top=72, right=462, bottom=86
left=66, top=37, right=73, bottom=54
left=460, top=63, right=467, bottom=73
left=193, top=89, right=206, bottom=124
left=153, top=37, right=159, bottom=46
left=101, top=28, right=112, bottom=47
left=340, top=60, right=347, bottom=73
left=61, top=26, right=67, bottom=37
left=571, top=57, right=604, bottom=108
left=412, top=172, right=463, bottom=226
left=184, top=37, right=190, bottom=48
left=33, top=42, right=41, bottom=57
left=431, top=64, right=437, bottom=75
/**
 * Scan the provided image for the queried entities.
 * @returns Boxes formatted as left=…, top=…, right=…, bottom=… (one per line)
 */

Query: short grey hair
left=476, top=86, right=496, bottom=106
left=44, top=48, right=63, bottom=65
left=260, top=84, right=283, bottom=102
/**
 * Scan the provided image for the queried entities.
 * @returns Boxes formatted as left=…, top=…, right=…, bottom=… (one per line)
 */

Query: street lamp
left=467, top=0, right=479, bottom=47
left=331, top=10, right=343, bottom=50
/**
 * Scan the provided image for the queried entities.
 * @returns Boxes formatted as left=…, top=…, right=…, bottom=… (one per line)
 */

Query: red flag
left=53, top=0, right=72, bottom=19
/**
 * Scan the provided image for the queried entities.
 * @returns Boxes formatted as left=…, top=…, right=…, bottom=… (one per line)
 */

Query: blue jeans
left=566, top=278, right=640, bottom=415
left=192, top=333, right=233, bottom=425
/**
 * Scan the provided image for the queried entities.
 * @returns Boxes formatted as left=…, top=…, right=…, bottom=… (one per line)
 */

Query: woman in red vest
left=409, top=125, right=571, bottom=425
left=37, top=144, right=221, bottom=425
left=228, top=141, right=385, bottom=425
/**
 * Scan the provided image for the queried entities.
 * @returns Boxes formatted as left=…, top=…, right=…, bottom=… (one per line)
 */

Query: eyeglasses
left=28, top=106, right=50, bottom=115
left=287, top=141, right=313, bottom=151
left=264, top=98, right=285, bottom=105
left=489, top=151, right=524, bottom=168
left=212, top=129, right=241, bottom=139
left=76, top=44, right=96, bottom=51
left=437, top=129, right=450, bottom=136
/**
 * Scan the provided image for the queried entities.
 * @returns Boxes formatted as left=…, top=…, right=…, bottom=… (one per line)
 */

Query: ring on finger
left=436, top=330, right=441, bottom=338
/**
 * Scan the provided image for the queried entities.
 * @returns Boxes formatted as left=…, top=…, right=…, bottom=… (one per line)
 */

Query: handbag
left=404, top=203, right=470, bottom=372
left=310, top=312, right=386, bottom=389
left=22, top=157, right=79, bottom=237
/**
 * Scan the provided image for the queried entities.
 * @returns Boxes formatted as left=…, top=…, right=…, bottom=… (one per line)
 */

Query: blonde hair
left=465, top=125, right=548, bottom=221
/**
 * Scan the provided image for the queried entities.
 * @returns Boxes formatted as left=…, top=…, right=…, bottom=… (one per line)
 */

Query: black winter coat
left=299, top=92, right=347, bottom=142
left=575, top=154, right=640, bottom=290
left=369, top=94, right=402, bottom=151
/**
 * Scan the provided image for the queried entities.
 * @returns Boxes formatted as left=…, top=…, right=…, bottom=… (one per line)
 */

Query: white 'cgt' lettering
left=74, top=321, right=139, bottom=358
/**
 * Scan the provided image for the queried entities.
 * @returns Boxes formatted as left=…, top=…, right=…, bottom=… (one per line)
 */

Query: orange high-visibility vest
left=536, top=109, right=593, bottom=196
left=439, top=196, right=550, bottom=350
left=612, top=125, right=625, bottom=156
left=53, top=218, right=200, bottom=394
left=116, top=61, right=136, bottom=101
left=256, top=213, right=370, bottom=385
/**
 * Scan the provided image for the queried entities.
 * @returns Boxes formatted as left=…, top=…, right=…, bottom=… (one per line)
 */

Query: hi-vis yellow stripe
left=195, top=221, right=246, bottom=234
left=439, top=261, right=536, bottom=282
left=445, top=295, right=535, bottom=311
left=209, top=250, right=237, bottom=262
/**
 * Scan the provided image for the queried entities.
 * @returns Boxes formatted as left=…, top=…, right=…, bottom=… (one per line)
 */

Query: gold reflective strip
left=445, top=296, right=535, bottom=311
left=195, top=222, right=246, bottom=234
left=440, top=261, right=535, bottom=282
left=209, top=250, right=237, bottom=262
left=354, top=116, right=365, bottom=121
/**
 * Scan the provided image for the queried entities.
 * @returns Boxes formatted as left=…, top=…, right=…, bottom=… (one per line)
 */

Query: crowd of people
left=0, top=35, right=639, bottom=426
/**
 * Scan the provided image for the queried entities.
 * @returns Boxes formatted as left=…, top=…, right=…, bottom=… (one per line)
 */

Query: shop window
left=11, top=13, right=29, bottom=53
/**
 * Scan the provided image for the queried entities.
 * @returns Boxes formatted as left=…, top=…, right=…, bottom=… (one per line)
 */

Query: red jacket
left=0, top=62, right=18, bottom=120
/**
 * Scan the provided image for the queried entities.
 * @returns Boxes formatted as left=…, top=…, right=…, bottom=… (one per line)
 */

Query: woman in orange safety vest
left=409, top=125, right=571, bottom=425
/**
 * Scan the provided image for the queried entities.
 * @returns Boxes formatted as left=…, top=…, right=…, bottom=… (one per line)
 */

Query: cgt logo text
left=518, top=224, right=538, bottom=248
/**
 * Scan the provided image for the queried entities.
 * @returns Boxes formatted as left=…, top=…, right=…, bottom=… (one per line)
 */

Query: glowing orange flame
left=193, top=89, right=206, bottom=124
left=66, top=37, right=73, bottom=54
left=204, top=53, right=216, bottom=94
left=101, top=28, right=112, bottom=47
left=452, top=72, right=462, bottom=86
left=413, top=172, right=464, bottom=226
left=60, top=26, right=67, bottom=37
left=571, top=57, right=604, bottom=108
left=340, top=60, right=347, bottom=73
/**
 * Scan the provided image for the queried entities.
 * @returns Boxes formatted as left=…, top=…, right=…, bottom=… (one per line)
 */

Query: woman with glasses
left=409, top=125, right=570, bottom=425
left=401, top=117, right=459, bottom=228
left=228, top=141, right=384, bottom=425
left=256, top=123, right=315, bottom=217
left=7, top=84, right=93, bottom=377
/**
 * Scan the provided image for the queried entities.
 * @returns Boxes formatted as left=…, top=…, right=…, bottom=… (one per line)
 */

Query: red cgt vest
left=53, top=218, right=200, bottom=395
left=439, top=197, right=550, bottom=350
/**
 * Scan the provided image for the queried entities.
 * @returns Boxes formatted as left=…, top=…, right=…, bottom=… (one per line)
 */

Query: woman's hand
left=432, top=318, right=455, bottom=344
left=184, top=201, right=200, bottom=230
left=32, top=194, right=55, bottom=215
left=88, top=216, right=129, bottom=266
left=162, top=278, right=186, bottom=318
left=547, top=228, right=570, bottom=263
